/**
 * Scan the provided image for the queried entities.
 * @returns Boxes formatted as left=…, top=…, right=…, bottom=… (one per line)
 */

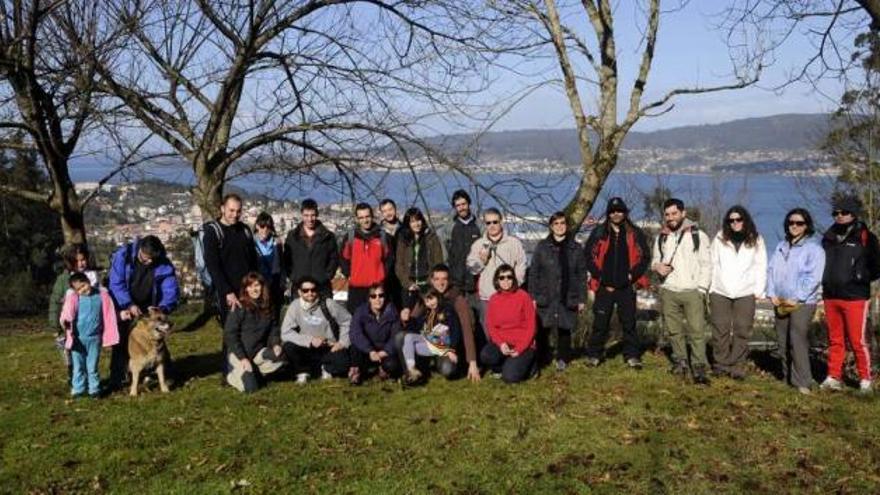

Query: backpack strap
left=318, top=298, right=340, bottom=341
left=205, top=220, right=224, bottom=249
left=691, top=228, right=700, bottom=252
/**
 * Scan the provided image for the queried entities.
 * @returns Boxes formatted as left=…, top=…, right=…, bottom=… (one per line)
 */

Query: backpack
left=192, top=220, right=253, bottom=290
left=657, top=227, right=700, bottom=263
left=318, top=298, right=341, bottom=341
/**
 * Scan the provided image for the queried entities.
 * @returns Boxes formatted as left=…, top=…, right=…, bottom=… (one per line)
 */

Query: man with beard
left=379, top=198, right=403, bottom=308
left=283, top=198, right=339, bottom=298
left=819, top=194, right=880, bottom=393
left=341, top=203, right=390, bottom=314
left=447, top=190, right=481, bottom=299
left=584, top=198, right=650, bottom=369
left=651, top=198, right=712, bottom=385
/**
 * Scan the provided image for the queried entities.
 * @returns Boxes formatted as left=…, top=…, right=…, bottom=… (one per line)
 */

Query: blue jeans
left=71, top=336, right=101, bottom=396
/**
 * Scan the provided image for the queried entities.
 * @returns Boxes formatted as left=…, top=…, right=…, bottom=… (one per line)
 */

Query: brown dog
left=128, top=307, right=173, bottom=397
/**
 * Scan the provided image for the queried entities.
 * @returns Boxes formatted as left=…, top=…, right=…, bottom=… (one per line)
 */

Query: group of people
left=49, top=188, right=879, bottom=397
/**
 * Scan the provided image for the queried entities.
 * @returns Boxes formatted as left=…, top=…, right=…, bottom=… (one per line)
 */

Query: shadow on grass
left=172, top=351, right=224, bottom=383
left=176, top=309, right=217, bottom=333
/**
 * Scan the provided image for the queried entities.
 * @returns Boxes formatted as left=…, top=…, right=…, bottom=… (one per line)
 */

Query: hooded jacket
left=766, top=235, right=825, bottom=304
left=108, top=239, right=180, bottom=313
left=528, top=234, right=587, bottom=330
left=651, top=218, right=712, bottom=293
left=59, top=287, right=120, bottom=350
left=821, top=220, right=880, bottom=300
left=709, top=232, right=768, bottom=299
left=466, top=232, right=527, bottom=301
left=340, top=225, right=389, bottom=289
left=283, top=221, right=339, bottom=292
left=280, top=297, right=352, bottom=348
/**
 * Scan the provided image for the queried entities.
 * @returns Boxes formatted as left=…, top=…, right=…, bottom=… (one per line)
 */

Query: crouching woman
left=480, top=264, right=537, bottom=383
left=224, top=272, right=285, bottom=393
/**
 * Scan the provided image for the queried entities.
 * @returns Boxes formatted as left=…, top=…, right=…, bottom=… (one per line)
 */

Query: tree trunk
left=564, top=150, right=617, bottom=228
left=193, top=169, right=223, bottom=222
left=44, top=156, right=86, bottom=245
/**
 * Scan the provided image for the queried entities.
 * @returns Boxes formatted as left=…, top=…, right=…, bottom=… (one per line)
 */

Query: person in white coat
left=708, top=205, right=767, bottom=380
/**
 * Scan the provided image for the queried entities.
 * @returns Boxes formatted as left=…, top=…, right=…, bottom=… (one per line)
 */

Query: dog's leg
left=129, top=365, right=141, bottom=397
left=156, top=363, right=170, bottom=393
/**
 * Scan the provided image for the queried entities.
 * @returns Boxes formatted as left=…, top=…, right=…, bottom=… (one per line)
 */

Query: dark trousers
left=536, top=322, right=572, bottom=365
left=109, top=319, right=132, bottom=388
left=282, top=342, right=352, bottom=377
left=586, top=286, right=639, bottom=360
left=480, top=343, right=535, bottom=383
left=347, top=286, right=370, bottom=315
left=709, top=293, right=756, bottom=372
left=350, top=347, right=402, bottom=377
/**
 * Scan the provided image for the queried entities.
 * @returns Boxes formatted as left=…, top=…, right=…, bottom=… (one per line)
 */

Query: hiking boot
left=692, top=365, right=710, bottom=386
left=819, top=377, right=843, bottom=391
left=295, top=373, right=309, bottom=385
left=404, top=368, right=423, bottom=385
left=859, top=379, right=873, bottom=395
left=555, top=359, right=568, bottom=372
left=625, top=357, right=643, bottom=370
left=670, top=360, right=689, bottom=377
left=584, top=357, right=601, bottom=368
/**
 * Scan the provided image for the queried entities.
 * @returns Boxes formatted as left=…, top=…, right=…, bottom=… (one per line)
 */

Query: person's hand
left=478, top=247, right=490, bottom=264
left=330, top=342, right=344, bottom=353
left=377, top=350, right=389, bottom=360
left=510, top=350, right=520, bottom=358
left=240, top=358, right=253, bottom=373
left=467, top=361, right=481, bottom=383
left=310, top=336, right=325, bottom=348
left=500, top=342, right=512, bottom=355
left=369, top=350, right=381, bottom=362
left=577, top=303, right=585, bottom=313
left=128, top=305, right=142, bottom=319
left=653, top=263, right=673, bottom=277
left=400, top=308, right=411, bottom=323
left=226, top=293, right=241, bottom=311
left=605, top=286, right=616, bottom=293
left=447, top=351, right=458, bottom=364
left=770, top=296, right=781, bottom=306
left=408, top=284, right=418, bottom=292
left=119, top=310, right=131, bottom=321
left=272, top=345, right=282, bottom=359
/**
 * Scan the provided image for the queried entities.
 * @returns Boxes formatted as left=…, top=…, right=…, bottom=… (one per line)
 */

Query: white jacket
left=708, top=232, right=767, bottom=299
left=651, top=219, right=712, bottom=293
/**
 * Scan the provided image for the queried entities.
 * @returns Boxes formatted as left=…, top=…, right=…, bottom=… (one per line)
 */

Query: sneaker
left=555, top=359, right=567, bottom=372
left=295, top=373, right=309, bottom=385
left=320, top=366, right=333, bottom=381
left=584, top=357, right=601, bottom=367
left=490, top=371, right=503, bottom=379
left=692, top=365, right=710, bottom=386
left=377, top=367, right=390, bottom=381
left=819, top=377, right=843, bottom=391
left=348, top=367, right=362, bottom=386
left=859, top=380, right=873, bottom=394
left=404, top=368, right=423, bottom=385
left=625, top=357, right=643, bottom=370
left=797, top=387, right=812, bottom=395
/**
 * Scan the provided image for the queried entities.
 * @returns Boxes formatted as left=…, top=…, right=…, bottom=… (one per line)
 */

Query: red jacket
left=587, top=225, right=650, bottom=292
left=341, top=227, right=389, bottom=288
left=486, top=289, right=536, bottom=355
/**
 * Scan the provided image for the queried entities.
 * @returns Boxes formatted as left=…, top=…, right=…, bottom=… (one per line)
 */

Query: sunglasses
left=609, top=209, right=626, bottom=215
left=832, top=210, right=852, bottom=217
left=787, top=220, right=806, bottom=227
left=369, top=293, right=386, bottom=299
left=485, top=220, right=500, bottom=225
left=497, top=275, right=514, bottom=281
left=727, top=217, right=743, bottom=224
left=300, top=287, right=317, bottom=294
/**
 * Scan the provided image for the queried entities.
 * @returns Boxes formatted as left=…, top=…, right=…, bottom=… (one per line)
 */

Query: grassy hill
left=2, top=309, right=879, bottom=494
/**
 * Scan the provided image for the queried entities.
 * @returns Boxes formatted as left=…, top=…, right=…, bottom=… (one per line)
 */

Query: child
left=59, top=273, right=119, bottom=398
left=401, top=289, right=461, bottom=384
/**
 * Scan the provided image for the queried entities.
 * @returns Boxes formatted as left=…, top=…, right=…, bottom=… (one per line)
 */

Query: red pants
left=824, top=299, right=872, bottom=381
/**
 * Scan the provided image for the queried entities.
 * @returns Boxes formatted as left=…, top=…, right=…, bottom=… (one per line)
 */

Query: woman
left=349, top=283, right=403, bottom=383
left=527, top=211, right=587, bottom=372
left=480, top=264, right=536, bottom=384
left=49, top=243, right=99, bottom=383
left=395, top=207, right=444, bottom=309
left=223, top=272, right=285, bottom=393
left=766, top=208, right=825, bottom=394
left=708, top=205, right=767, bottom=380
left=254, top=212, right=285, bottom=314
left=401, top=289, right=461, bottom=384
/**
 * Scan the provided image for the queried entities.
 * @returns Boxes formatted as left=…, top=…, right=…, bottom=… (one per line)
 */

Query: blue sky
left=486, top=2, right=847, bottom=133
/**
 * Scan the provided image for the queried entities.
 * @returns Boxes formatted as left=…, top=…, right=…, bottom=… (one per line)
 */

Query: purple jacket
left=349, top=303, right=400, bottom=355
left=109, top=239, right=180, bottom=313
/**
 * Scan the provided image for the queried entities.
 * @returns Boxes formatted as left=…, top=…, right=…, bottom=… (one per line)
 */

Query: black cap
left=832, top=194, right=862, bottom=217
left=606, top=197, right=629, bottom=214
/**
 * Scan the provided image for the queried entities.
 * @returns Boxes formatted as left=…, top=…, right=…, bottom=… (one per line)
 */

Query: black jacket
left=224, top=306, right=280, bottom=360
left=447, top=215, right=481, bottom=292
left=822, top=221, right=880, bottom=300
left=283, top=221, right=339, bottom=294
left=203, top=221, right=258, bottom=298
left=527, top=235, right=587, bottom=330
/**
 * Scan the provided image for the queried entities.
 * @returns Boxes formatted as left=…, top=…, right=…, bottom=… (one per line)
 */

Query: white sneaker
left=859, top=380, right=873, bottom=394
left=797, top=387, right=811, bottom=395
left=296, top=373, right=309, bottom=385
left=819, top=377, right=843, bottom=391
left=320, top=366, right=333, bottom=381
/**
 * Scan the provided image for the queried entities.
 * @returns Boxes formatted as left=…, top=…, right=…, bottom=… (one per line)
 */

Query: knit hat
left=832, top=194, right=863, bottom=217
left=606, top=197, right=629, bottom=214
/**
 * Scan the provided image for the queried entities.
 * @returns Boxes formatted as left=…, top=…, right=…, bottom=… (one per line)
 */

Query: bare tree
left=481, top=1, right=761, bottom=227
left=0, top=0, right=107, bottom=244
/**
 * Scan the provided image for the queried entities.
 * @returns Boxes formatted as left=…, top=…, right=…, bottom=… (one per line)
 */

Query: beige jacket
left=651, top=219, right=712, bottom=293
left=466, top=232, right=527, bottom=301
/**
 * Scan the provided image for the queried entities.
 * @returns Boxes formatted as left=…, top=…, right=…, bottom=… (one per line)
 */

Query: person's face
left=832, top=209, right=854, bottom=225
left=609, top=209, right=626, bottom=225
left=454, top=198, right=471, bottom=219
left=497, top=271, right=515, bottom=291
left=299, top=283, right=318, bottom=304
left=72, top=280, right=90, bottom=295
left=484, top=213, right=503, bottom=237
left=255, top=223, right=272, bottom=241
left=787, top=214, right=807, bottom=237
left=550, top=217, right=567, bottom=238
left=221, top=199, right=242, bottom=224
left=74, top=253, right=88, bottom=272
left=380, top=203, right=397, bottom=223
left=246, top=281, right=263, bottom=301
left=727, top=212, right=745, bottom=232
left=409, top=216, right=423, bottom=234
left=302, top=209, right=318, bottom=229
left=137, top=249, right=154, bottom=266
left=425, top=295, right=439, bottom=311
left=368, top=289, right=386, bottom=312
left=356, top=208, right=374, bottom=231
left=430, top=270, right=450, bottom=294
left=663, top=206, right=684, bottom=230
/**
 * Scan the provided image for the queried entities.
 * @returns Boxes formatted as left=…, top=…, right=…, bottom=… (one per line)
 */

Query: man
left=203, top=193, right=259, bottom=325
left=283, top=198, right=339, bottom=298
left=349, top=283, right=402, bottom=382
left=651, top=198, right=712, bottom=385
left=584, top=198, right=650, bottom=369
left=466, top=208, right=527, bottom=331
left=107, top=235, right=180, bottom=390
left=447, top=190, right=481, bottom=296
left=819, top=194, right=880, bottom=393
left=280, top=276, right=356, bottom=385
left=379, top=198, right=403, bottom=308
left=341, top=203, right=390, bottom=314
left=401, top=264, right=481, bottom=382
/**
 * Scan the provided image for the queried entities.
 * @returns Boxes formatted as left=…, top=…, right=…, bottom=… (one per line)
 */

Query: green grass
left=2, top=310, right=879, bottom=494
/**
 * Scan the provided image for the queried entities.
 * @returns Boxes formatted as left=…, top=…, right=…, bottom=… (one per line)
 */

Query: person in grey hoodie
left=280, top=276, right=355, bottom=384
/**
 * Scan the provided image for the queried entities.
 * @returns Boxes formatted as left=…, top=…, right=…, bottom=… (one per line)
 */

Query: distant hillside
left=428, top=113, right=831, bottom=163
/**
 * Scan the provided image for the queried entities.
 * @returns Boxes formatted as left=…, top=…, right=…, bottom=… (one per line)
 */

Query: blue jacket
left=766, top=235, right=826, bottom=304
left=109, top=240, right=180, bottom=313
left=349, top=303, right=400, bottom=355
